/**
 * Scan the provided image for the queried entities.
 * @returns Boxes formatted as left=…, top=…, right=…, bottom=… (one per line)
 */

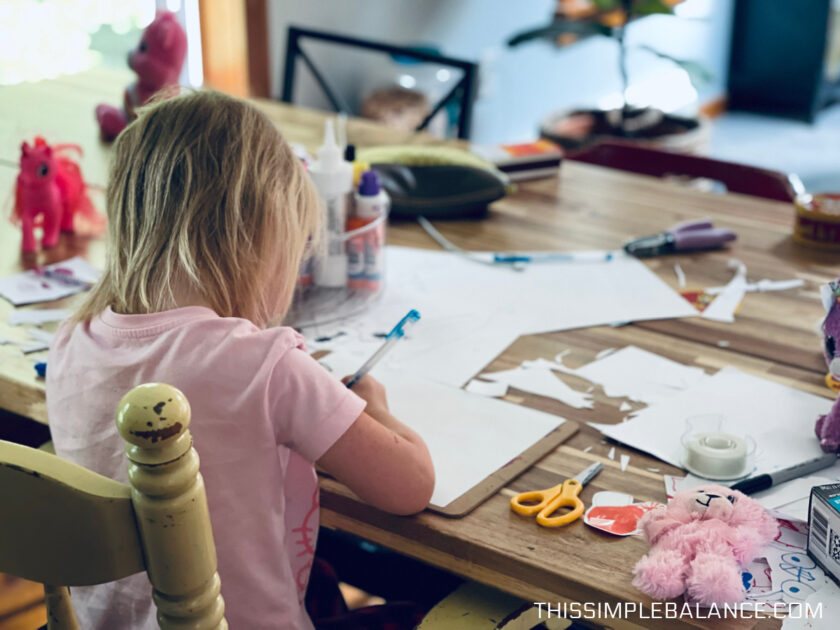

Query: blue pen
left=345, top=309, right=420, bottom=389
left=493, top=251, right=614, bottom=265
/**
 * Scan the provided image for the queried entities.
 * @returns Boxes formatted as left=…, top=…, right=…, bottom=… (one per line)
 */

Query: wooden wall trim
left=245, top=0, right=271, bottom=98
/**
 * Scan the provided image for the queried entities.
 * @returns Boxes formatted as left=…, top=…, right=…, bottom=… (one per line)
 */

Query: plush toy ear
left=20, top=141, right=30, bottom=156
left=158, top=15, right=176, bottom=50
left=821, top=283, right=836, bottom=313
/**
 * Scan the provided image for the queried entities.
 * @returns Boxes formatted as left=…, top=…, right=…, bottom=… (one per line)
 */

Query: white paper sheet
left=593, top=367, right=833, bottom=477
left=8, top=308, right=72, bottom=326
left=573, top=345, right=708, bottom=405
left=0, top=257, right=100, bottom=306
left=782, top=578, right=840, bottom=629
left=0, top=337, right=49, bottom=354
left=302, top=247, right=697, bottom=387
left=480, top=365, right=593, bottom=409
left=376, top=372, right=565, bottom=508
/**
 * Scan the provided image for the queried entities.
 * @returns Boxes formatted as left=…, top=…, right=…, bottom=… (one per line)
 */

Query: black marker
left=729, top=454, right=838, bottom=495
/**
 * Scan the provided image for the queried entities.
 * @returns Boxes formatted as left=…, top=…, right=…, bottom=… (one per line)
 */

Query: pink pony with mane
left=13, top=137, right=102, bottom=253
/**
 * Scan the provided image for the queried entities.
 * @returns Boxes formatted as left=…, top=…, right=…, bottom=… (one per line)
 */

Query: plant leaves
left=507, top=18, right=614, bottom=47
left=639, top=44, right=713, bottom=85
left=632, top=0, right=678, bottom=16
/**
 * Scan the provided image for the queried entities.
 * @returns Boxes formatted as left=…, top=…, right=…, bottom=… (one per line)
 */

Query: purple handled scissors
left=623, top=219, right=737, bottom=258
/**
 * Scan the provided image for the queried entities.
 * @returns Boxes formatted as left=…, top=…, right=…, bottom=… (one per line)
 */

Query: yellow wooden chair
left=0, top=383, right=227, bottom=630
left=416, top=582, right=571, bottom=630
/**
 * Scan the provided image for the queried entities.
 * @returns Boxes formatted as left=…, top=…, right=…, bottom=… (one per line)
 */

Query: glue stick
left=310, top=119, right=353, bottom=288
left=347, top=170, right=388, bottom=290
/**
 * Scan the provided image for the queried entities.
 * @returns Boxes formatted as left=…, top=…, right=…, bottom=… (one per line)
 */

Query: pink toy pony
left=816, top=280, right=840, bottom=453
left=632, top=485, right=778, bottom=607
left=13, top=137, right=99, bottom=253
left=95, top=11, right=187, bottom=141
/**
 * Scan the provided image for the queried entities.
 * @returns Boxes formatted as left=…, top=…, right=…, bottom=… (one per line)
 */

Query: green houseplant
left=508, top=0, right=711, bottom=152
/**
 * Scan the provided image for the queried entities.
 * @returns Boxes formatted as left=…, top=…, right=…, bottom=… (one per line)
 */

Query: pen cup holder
left=286, top=213, right=387, bottom=329
left=680, top=414, right=756, bottom=481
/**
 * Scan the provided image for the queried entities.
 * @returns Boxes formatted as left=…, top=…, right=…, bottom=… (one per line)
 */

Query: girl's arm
left=316, top=375, right=434, bottom=515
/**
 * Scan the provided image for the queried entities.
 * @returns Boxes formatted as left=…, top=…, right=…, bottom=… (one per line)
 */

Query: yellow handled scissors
left=510, top=462, right=603, bottom=527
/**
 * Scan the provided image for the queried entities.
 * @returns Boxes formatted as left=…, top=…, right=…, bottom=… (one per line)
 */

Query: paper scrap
left=707, top=278, right=805, bottom=295
left=573, top=345, right=708, bottom=405
left=591, top=491, right=634, bottom=507
left=584, top=492, right=661, bottom=536
left=465, top=379, right=509, bottom=398
left=674, top=263, right=686, bottom=288
left=481, top=366, right=593, bottom=409
left=8, top=308, right=72, bottom=326
left=519, top=357, right=576, bottom=374
left=620, top=454, right=630, bottom=471
left=608, top=446, right=615, bottom=460
left=583, top=446, right=593, bottom=453
left=0, top=257, right=100, bottom=306
left=595, top=347, right=616, bottom=360
left=26, top=328, right=54, bottom=345
left=701, top=260, right=747, bottom=323
left=619, top=401, right=632, bottom=412
left=597, top=368, right=833, bottom=479
left=647, top=468, right=660, bottom=472
left=0, top=337, right=48, bottom=354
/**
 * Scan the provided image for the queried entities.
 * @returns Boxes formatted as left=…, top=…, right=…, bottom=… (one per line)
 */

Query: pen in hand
left=345, top=309, right=420, bottom=389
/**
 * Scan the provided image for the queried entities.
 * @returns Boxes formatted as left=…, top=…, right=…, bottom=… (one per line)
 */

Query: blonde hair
left=76, top=90, right=319, bottom=325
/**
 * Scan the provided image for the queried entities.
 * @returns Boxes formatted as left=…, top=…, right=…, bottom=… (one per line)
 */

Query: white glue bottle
left=310, top=119, right=353, bottom=288
left=347, top=170, right=388, bottom=290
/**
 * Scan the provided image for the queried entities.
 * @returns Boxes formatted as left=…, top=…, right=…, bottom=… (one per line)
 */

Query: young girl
left=46, top=90, right=435, bottom=630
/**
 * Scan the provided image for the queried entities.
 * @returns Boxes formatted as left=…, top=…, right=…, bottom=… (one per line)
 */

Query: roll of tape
left=683, top=431, right=749, bottom=480
left=794, top=193, right=840, bottom=249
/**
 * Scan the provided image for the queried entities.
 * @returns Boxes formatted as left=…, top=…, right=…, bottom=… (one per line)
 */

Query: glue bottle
left=346, top=170, right=388, bottom=290
left=310, top=119, right=353, bottom=288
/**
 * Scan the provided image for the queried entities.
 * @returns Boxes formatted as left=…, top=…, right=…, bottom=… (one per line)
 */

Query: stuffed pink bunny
left=632, top=485, right=778, bottom=607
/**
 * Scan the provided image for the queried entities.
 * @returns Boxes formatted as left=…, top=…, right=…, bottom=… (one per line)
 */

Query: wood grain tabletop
left=2, top=68, right=838, bottom=628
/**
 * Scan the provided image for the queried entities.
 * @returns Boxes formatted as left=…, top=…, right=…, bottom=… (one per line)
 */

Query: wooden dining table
left=2, top=68, right=840, bottom=629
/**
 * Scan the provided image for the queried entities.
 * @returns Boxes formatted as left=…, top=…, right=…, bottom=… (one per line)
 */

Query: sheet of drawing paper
left=592, top=367, right=833, bottom=476
left=8, top=308, right=72, bottom=326
left=573, top=345, right=708, bottom=404
left=375, top=372, right=565, bottom=508
left=781, top=578, right=840, bottom=629
left=302, top=247, right=696, bottom=387
left=0, top=257, right=101, bottom=306
left=480, top=365, right=593, bottom=409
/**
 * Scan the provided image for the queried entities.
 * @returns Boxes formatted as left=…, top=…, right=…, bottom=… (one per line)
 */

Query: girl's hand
left=341, top=374, right=389, bottom=420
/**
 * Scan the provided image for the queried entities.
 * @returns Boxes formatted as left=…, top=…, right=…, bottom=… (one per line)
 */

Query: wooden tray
left=428, top=420, right=579, bottom=517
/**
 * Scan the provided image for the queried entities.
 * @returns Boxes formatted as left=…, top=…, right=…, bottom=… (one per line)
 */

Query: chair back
left=568, top=140, right=804, bottom=203
left=0, top=383, right=227, bottom=630
left=281, top=26, right=478, bottom=139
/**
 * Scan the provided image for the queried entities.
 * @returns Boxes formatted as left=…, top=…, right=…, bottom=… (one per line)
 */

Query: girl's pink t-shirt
left=46, top=306, right=364, bottom=630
